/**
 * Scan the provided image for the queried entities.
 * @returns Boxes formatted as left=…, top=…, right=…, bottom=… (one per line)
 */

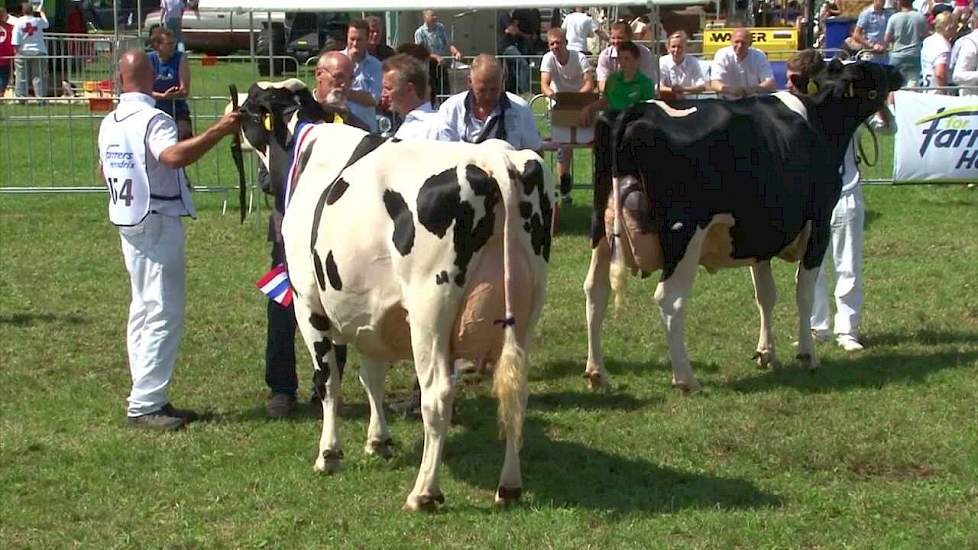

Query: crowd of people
left=92, top=6, right=977, bottom=429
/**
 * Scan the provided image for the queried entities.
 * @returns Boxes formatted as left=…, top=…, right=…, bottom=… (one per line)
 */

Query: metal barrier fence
left=2, top=48, right=976, bottom=198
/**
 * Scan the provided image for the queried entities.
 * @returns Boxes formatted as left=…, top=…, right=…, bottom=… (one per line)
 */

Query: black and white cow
left=237, top=80, right=554, bottom=511
left=583, top=59, right=903, bottom=392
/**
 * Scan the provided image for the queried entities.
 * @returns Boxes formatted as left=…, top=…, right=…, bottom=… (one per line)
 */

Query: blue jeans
left=0, top=66, right=9, bottom=94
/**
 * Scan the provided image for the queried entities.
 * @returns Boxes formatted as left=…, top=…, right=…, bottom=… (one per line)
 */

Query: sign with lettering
left=893, top=91, right=978, bottom=183
left=703, top=27, right=798, bottom=61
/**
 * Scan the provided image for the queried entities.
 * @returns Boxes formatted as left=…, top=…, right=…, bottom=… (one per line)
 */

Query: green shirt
left=604, top=71, right=655, bottom=111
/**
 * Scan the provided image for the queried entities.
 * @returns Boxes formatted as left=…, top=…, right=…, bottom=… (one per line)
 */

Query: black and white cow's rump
left=237, top=80, right=554, bottom=511
left=584, top=59, right=903, bottom=392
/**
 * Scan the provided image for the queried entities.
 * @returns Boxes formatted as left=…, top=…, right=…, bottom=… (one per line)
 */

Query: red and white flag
left=256, top=263, right=292, bottom=307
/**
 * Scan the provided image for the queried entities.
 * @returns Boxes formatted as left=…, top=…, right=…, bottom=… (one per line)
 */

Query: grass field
left=1, top=179, right=977, bottom=546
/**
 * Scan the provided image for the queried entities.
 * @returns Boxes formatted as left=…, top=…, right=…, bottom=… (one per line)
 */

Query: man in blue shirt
left=341, top=19, right=382, bottom=132
left=854, top=0, right=894, bottom=63
left=414, top=10, right=463, bottom=100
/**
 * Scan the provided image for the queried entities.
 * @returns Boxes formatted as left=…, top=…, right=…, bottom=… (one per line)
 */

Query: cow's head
left=807, top=58, right=904, bottom=138
left=235, top=79, right=339, bottom=191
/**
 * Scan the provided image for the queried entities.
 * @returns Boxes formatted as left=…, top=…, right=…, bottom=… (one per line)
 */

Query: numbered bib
left=98, top=105, right=158, bottom=226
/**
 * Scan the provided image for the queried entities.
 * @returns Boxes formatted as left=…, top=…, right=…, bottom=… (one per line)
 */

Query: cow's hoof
left=671, top=377, right=703, bottom=394
left=494, top=486, right=523, bottom=508
left=752, top=349, right=779, bottom=370
left=583, top=370, right=608, bottom=392
left=795, top=353, right=819, bottom=371
left=313, top=449, right=344, bottom=474
left=403, top=491, right=445, bottom=513
left=365, top=437, right=395, bottom=459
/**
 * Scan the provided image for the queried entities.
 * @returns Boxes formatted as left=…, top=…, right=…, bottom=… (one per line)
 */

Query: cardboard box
left=550, top=92, right=600, bottom=144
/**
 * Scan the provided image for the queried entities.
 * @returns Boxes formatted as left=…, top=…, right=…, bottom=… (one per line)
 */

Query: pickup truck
left=142, top=9, right=285, bottom=54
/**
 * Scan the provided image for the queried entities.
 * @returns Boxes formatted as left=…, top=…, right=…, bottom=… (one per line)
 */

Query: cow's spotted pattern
left=516, top=160, right=552, bottom=262
left=416, top=165, right=500, bottom=287
left=325, top=250, right=342, bottom=291
left=383, top=190, right=415, bottom=256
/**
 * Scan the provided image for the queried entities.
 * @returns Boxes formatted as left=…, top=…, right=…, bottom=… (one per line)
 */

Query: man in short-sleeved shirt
left=710, top=28, right=775, bottom=99
left=561, top=7, right=606, bottom=54
left=342, top=19, right=383, bottom=132
left=854, top=0, right=894, bottom=63
left=951, top=11, right=978, bottom=95
left=884, top=0, right=928, bottom=85
left=659, top=30, right=707, bottom=98
left=435, top=54, right=542, bottom=151
left=595, top=20, right=657, bottom=93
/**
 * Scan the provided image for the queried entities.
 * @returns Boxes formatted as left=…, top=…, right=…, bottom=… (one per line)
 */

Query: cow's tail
left=492, top=153, right=533, bottom=447
left=610, top=175, right=628, bottom=310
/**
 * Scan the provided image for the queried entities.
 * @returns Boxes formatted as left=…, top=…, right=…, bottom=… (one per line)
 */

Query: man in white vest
left=98, top=49, right=239, bottom=430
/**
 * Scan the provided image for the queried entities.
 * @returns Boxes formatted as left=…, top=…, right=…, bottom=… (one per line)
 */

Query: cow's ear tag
left=263, top=113, right=272, bottom=131
left=807, top=80, right=819, bottom=95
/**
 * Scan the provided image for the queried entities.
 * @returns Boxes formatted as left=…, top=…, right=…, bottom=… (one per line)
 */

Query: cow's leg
left=750, top=261, right=780, bottom=369
left=359, top=358, right=393, bottom=458
left=795, top=265, right=820, bottom=369
left=654, top=234, right=704, bottom=393
left=292, top=300, right=345, bottom=473
left=404, top=305, right=456, bottom=512
left=583, top=238, right=613, bottom=390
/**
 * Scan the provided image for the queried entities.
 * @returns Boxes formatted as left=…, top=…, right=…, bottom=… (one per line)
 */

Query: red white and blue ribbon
left=256, top=263, right=292, bottom=307
left=283, top=122, right=317, bottom=210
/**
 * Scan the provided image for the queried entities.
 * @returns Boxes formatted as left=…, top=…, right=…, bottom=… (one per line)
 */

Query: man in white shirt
left=951, top=10, right=978, bottom=95
left=342, top=19, right=383, bottom=132
left=11, top=0, right=47, bottom=101
left=595, top=20, right=657, bottom=93
left=382, top=53, right=438, bottom=140
left=710, top=28, right=776, bottom=99
left=561, top=7, right=607, bottom=54
left=540, top=27, right=594, bottom=205
left=98, top=50, right=239, bottom=430
left=659, top=30, right=707, bottom=99
left=435, top=54, right=542, bottom=151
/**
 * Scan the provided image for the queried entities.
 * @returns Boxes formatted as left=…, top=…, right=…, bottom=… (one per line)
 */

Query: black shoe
left=266, top=393, right=296, bottom=418
left=160, top=403, right=200, bottom=423
left=128, top=409, right=186, bottom=431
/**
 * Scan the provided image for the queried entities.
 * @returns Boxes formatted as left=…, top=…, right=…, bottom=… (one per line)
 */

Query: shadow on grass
left=866, top=328, right=978, bottom=347
left=553, top=201, right=594, bottom=237
left=442, top=402, right=782, bottom=513
left=0, top=312, right=87, bottom=326
left=533, top=357, right=719, bottom=384
left=726, top=349, right=977, bottom=394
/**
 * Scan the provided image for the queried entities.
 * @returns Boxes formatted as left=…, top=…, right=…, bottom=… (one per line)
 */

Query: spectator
left=885, top=0, right=930, bottom=86
left=498, top=13, right=532, bottom=94
left=366, top=15, right=395, bottom=62
left=414, top=10, right=463, bottom=99
left=710, top=27, right=776, bottom=99
left=786, top=49, right=891, bottom=353
left=659, top=30, right=707, bottom=99
left=341, top=19, right=383, bottom=133
left=540, top=27, right=594, bottom=205
left=596, top=20, right=657, bottom=94
left=263, top=50, right=358, bottom=419
left=580, top=41, right=656, bottom=126
left=382, top=53, right=438, bottom=140
left=511, top=8, right=545, bottom=54
left=98, top=50, right=240, bottom=430
left=814, top=0, right=842, bottom=47
left=161, top=0, right=193, bottom=51
left=396, top=42, right=438, bottom=105
left=853, top=0, right=894, bottom=63
left=0, top=7, right=13, bottom=97
left=435, top=53, right=542, bottom=151
left=148, top=27, right=192, bottom=141
left=561, top=6, right=607, bottom=54
left=922, top=11, right=956, bottom=91
left=951, top=10, right=978, bottom=94
left=12, top=0, right=47, bottom=102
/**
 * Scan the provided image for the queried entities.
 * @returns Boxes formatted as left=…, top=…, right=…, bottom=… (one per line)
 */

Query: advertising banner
left=893, top=91, right=978, bottom=183
left=702, top=27, right=798, bottom=61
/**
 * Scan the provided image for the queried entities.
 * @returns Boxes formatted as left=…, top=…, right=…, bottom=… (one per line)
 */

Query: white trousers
left=119, top=214, right=186, bottom=417
left=811, top=188, right=864, bottom=338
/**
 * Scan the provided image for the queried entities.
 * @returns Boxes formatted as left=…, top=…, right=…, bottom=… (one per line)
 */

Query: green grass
left=2, top=183, right=977, bottom=547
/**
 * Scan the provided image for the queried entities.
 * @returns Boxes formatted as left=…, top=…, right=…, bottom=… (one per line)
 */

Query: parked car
left=142, top=8, right=285, bottom=54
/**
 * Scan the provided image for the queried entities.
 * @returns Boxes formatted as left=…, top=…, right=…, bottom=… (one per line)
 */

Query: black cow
left=582, top=59, right=903, bottom=392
